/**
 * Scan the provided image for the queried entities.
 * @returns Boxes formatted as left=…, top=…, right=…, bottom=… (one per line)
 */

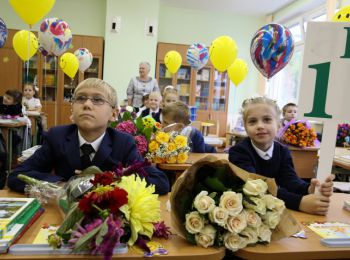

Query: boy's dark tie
left=152, top=112, right=156, bottom=118
left=80, top=144, right=94, bottom=169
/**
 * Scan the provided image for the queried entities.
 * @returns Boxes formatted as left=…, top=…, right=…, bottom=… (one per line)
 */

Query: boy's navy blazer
left=8, top=124, right=169, bottom=194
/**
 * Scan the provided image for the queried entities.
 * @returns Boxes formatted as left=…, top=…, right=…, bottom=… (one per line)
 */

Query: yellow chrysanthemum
left=116, top=175, right=161, bottom=245
left=143, top=116, right=156, bottom=128
left=177, top=152, right=188, bottom=163
left=174, top=135, right=187, bottom=148
left=166, top=156, right=177, bottom=163
left=155, top=132, right=170, bottom=143
left=148, top=140, right=159, bottom=152
left=167, top=142, right=176, bottom=152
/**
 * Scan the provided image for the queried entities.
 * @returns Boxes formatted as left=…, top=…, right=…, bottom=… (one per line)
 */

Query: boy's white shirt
left=78, top=131, right=105, bottom=160
left=251, top=140, right=274, bottom=160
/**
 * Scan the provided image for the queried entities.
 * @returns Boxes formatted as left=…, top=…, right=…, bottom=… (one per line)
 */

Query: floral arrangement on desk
left=170, top=156, right=300, bottom=252
left=18, top=163, right=171, bottom=260
left=336, top=123, right=350, bottom=147
left=110, top=107, right=161, bottom=156
left=277, top=119, right=318, bottom=148
left=145, top=130, right=190, bottom=164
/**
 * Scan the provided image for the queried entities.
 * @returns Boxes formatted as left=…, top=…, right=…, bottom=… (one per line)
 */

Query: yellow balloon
left=227, top=58, right=248, bottom=87
left=332, top=6, right=350, bottom=22
left=209, top=36, right=238, bottom=72
left=164, top=51, right=182, bottom=74
left=12, top=30, right=38, bottom=61
left=60, top=53, right=79, bottom=79
left=9, top=0, right=56, bottom=26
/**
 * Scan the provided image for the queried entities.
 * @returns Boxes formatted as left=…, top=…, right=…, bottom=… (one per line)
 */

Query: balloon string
left=26, top=30, right=30, bottom=83
left=44, top=56, right=47, bottom=111
left=54, top=56, right=58, bottom=126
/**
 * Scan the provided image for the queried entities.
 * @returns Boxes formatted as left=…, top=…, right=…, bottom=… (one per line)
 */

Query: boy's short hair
left=149, top=91, right=162, bottom=101
left=162, top=101, right=190, bottom=125
left=5, top=89, right=22, bottom=104
left=142, top=93, right=150, bottom=103
left=73, top=78, right=118, bottom=108
left=282, top=103, right=297, bottom=115
left=241, top=96, right=281, bottom=123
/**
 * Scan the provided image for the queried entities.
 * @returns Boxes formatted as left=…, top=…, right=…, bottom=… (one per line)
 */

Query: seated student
left=0, top=90, right=23, bottom=117
left=229, top=96, right=334, bottom=215
left=22, top=84, right=42, bottom=112
left=136, top=93, right=150, bottom=117
left=162, top=87, right=179, bottom=108
left=141, top=91, right=162, bottom=122
left=162, top=102, right=215, bottom=153
left=281, top=102, right=297, bottom=127
left=8, top=78, right=169, bottom=195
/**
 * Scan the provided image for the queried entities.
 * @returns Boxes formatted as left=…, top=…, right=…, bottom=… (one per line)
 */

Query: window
left=265, top=5, right=334, bottom=108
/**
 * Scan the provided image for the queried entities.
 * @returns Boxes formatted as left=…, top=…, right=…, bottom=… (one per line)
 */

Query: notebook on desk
left=333, top=182, right=350, bottom=192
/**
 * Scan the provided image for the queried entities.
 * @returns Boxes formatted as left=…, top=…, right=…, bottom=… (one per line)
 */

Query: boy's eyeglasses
left=72, top=95, right=113, bottom=107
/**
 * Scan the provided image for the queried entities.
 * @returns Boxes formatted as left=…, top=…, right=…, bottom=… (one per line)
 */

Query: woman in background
left=127, top=61, right=159, bottom=112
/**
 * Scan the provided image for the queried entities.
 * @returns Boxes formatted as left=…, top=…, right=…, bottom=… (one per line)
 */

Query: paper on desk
left=32, top=226, right=58, bottom=244
left=333, top=182, right=350, bottom=192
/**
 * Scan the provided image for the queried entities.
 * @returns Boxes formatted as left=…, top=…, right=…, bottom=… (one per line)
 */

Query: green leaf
left=135, top=116, right=144, bottom=132
left=57, top=202, right=84, bottom=236
left=72, top=224, right=103, bottom=252
left=122, top=111, right=132, bottom=121
left=185, top=232, right=196, bottom=245
left=142, top=127, right=153, bottom=142
left=208, top=192, right=217, bottom=199
left=204, top=176, right=229, bottom=192
left=95, top=218, right=109, bottom=246
left=81, top=166, right=103, bottom=175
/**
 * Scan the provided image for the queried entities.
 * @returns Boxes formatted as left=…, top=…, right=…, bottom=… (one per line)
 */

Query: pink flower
left=135, top=135, right=148, bottom=156
left=116, top=121, right=137, bottom=135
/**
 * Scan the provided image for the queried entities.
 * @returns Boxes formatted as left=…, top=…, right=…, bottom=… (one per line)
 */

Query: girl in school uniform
left=229, top=96, right=334, bottom=215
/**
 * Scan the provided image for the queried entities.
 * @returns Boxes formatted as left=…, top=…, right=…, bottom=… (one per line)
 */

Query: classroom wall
left=0, top=0, right=106, bottom=36
left=103, top=0, right=159, bottom=102
left=158, top=5, right=265, bottom=117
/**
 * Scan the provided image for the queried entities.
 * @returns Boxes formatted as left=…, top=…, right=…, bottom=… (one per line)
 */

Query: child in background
left=162, top=101, right=215, bottom=153
left=136, top=93, right=150, bottom=117
left=281, top=102, right=297, bottom=127
left=22, top=84, right=42, bottom=112
left=229, top=96, right=334, bottom=215
left=162, top=87, right=179, bottom=108
left=0, top=90, right=23, bottom=117
left=141, top=91, right=162, bottom=122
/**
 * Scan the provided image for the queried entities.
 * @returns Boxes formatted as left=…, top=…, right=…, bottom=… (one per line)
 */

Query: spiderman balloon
left=250, top=23, right=294, bottom=79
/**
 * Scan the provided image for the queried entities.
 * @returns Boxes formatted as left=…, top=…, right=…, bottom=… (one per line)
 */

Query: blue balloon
left=0, top=18, right=7, bottom=48
left=186, top=43, right=209, bottom=70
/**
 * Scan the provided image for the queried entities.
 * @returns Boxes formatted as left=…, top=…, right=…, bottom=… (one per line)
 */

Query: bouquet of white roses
left=171, top=156, right=300, bottom=252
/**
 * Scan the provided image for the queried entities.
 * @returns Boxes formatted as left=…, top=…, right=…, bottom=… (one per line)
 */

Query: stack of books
left=0, top=198, right=43, bottom=253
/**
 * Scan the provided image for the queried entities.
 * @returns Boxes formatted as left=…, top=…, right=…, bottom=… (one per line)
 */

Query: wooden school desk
left=235, top=192, right=350, bottom=259
left=0, top=120, right=27, bottom=172
left=333, top=147, right=350, bottom=170
left=0, top=190, right=225, bottom=260
left=157, top=153, right=228, bottom=179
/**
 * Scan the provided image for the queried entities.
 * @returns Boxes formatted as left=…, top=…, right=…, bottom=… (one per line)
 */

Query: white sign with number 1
left=298, top=21, right=350, bottom=181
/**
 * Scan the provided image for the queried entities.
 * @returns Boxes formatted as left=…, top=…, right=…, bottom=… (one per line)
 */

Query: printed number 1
left=304, top=27, right=350, bottom=119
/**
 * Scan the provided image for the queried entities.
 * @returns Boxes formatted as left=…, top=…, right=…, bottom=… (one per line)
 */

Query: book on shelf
left=0, top=198, right=40, bottom=238
left=177, top=68, right=188, bottom=80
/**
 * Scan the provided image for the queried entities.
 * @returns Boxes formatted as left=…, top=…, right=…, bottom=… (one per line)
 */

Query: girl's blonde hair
left=241, top=96, right=281, bottom=123
left=163, top=88, right=178, bottom=99
left=162, top=101, right=190, bottom=125
left=73, top=78, right=118, bottom=108
left=149, top=91, right=162, bottom=101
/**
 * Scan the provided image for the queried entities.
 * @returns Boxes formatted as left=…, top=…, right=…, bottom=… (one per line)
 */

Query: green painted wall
left=103, top=0, right=159, bottom=103
left=0, top=0, right=106, bottom=36
left=158, top=5, right=265, bottom=115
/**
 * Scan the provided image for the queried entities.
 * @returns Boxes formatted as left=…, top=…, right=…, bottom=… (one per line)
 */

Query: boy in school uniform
left=141, top=91, right=162, bottom=122
left=8, top=78, right=169, bottom=195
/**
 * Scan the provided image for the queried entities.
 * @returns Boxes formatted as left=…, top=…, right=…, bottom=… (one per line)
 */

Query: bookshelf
left=156, top=42, right=230, bottom=136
